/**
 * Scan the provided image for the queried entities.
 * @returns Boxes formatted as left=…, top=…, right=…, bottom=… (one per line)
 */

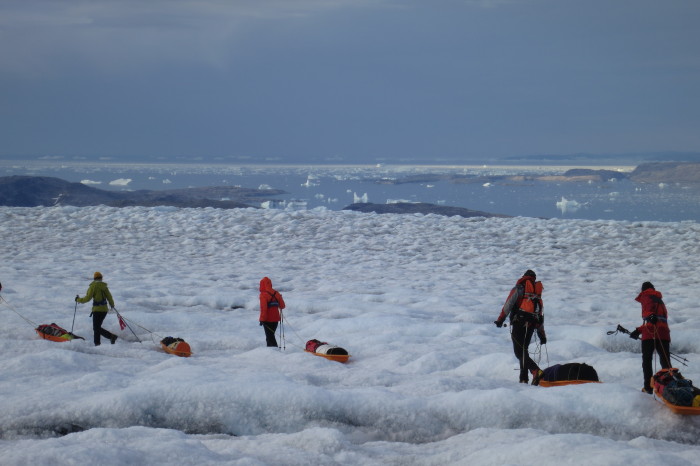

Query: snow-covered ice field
left=1, top=206, right=699, bottom=465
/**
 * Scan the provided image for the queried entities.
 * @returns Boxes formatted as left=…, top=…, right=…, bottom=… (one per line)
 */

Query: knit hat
left=524, top=270, right=536, bottom=279
left=641, top=281, right=654, bottom=291
left=94, top=272, right=103, bottom=280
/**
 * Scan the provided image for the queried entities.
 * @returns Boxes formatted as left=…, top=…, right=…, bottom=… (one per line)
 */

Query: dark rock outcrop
left=562, top=169, right=628, bottom=181
left=629, top=162, right=700, bottom=183
left=0, top=176, right=284, bottom=208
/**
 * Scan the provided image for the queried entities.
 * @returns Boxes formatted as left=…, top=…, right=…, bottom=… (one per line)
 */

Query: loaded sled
left=160, top=336, right=192, bottom=357
left=652, top=368, right=700, bottom=415
left=36, top=323, right=85, bottom=342
left=537, top=363, right=600, bottom=387
left=305, top=339, right=350, bottom=363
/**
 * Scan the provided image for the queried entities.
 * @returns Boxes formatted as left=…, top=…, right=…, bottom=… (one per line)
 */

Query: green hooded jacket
left=77, top=280, right=114, bottom=313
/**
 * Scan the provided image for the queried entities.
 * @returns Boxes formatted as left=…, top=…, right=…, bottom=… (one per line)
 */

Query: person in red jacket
left=630, top=281, right=671, bottom=394
left=495, top=270, right=546, bottom=385
left=259, top=277, right=286, bottom=347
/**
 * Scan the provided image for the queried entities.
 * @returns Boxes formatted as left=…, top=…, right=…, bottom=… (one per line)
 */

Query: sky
left=1, top=0, right=700, bottom=165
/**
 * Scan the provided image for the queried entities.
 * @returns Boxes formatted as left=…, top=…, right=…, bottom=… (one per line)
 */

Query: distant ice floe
left=258, top=184, right=274, bottom=190
left=162, top=179, right=172, bottom=184
left=483, top=182, right=492, bottom=187
left=353, top=192, right=368, bottom=203
left=314, top=193, right=338, bottom=203
left=80, top=179, right=101, bottom=185
left=387, top=199, right=418, bottom=204
left=301, top=175, right=320, bottom=187
left=556, top=196, right=585, bottom=214
left=109, top=178, right=132, bottom=186
left=261, top=199, right=308, bottom=210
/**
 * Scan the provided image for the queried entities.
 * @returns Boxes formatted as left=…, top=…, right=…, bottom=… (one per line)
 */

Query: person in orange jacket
left=495, top=270, right=546, bottom=385
left=259, top=277, right=286, bottom=347
left=629, top=281, right=672, bottom=394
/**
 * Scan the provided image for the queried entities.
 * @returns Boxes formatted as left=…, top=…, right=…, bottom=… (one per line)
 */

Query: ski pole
left=669, top=352, right=689, bottom=366
left=279, top=310, right=286, bottom=350
left=71, top=300, right=78, bottom=335
left=606, top=324, right=632, bottom=336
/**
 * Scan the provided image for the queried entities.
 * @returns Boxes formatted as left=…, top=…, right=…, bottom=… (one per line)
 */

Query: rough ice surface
left=1, top=206, right=699, bottom=465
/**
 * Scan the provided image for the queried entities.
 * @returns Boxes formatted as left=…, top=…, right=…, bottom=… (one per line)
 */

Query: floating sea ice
left=556, top=196, right=583, bottom=214
left=301, top=175, right=320, bottom=187
left=80, top=179, right=101, bottom=185
left=109, top=178, right=132, bottom=186
left=353, top=192, right=369, bottom=203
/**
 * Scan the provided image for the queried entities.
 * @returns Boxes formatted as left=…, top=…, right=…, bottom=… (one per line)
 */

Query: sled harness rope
left=0, top=295, right=39, bottom=328
left=111, top=307, right=143, bottom=343
left=279, top=312, right=313, bottom=351
left=510, top=320, right=546, bottom=364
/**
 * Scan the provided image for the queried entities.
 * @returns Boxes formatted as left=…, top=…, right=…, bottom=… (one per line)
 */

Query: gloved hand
left=647, top=314, right=658, bottom=324
left=494, top=320, right=505, bottom=328
left=537, top=329, right=547, bottom=344
left=629, top=329, right=641, bottom=340
left=75, top=295, right=80, bottom=302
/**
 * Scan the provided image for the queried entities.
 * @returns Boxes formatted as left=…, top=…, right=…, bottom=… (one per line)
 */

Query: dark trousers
left=92, top=311, right=116, bottom=346
left=642, top=339, right=671, bottom=390
left=261, top=321, right=278, bottom=347
left=511, top=320, right=541, bottom=382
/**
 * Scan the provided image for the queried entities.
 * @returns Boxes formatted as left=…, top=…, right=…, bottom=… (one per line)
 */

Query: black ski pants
left=261, top=321, right=278, bottom=347
left=92, top=311, right=116, bottom=346
left=510, top=320, right=541, bottom=382
left=642, top=338, right=671, bottom=391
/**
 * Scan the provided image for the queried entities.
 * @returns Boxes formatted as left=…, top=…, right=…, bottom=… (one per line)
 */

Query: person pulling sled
left=76, top=272, right=118, bottom=346
left=629, top=281, right=672, bottom=394
left=495, top=270, right=546, bottom=385
left=258, top=277, right=286, bottom=347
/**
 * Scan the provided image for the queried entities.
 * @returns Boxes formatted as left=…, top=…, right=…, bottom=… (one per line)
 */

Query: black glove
left=75, top=295, right=80, bottom=302
left=494, top=320, right=504, bottom=328
left=537, top=329, right=547, bottom=344
left=629, top=329, right=641, bottom=340
left=647, top=314, right=658, bottom=324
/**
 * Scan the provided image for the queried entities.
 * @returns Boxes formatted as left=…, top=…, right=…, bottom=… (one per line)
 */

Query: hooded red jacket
left=259, top=277, right=286, bottom=322
left=635, top=288, right=670, bottom=341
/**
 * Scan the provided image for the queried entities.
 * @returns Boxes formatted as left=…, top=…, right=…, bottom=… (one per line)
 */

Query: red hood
left=635, top=288, right=663, bottom=303
left=517, top=275, right=535, bottom=287
left=260, top=277, right=273, bottom=292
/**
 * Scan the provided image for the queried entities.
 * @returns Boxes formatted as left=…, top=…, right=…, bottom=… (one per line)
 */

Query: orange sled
left=652, top=369, right=700, bottom=415
left=160, top=337, right=192, bottom=357
left=653, top=391, right=700, bottom=415
left=539, top=380, right=601, bottom=388
left=304, top=350, right=350, bottom=363
left=36, top=323, right=85, bottom=342
left=304, top=339, right=350, bottom=363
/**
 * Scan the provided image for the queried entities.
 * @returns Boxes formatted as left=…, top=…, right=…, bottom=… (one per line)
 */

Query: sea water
left=1, top=160, right=699, bottom=222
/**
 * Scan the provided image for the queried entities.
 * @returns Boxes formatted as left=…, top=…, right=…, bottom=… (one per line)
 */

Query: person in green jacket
left=76, top=272, right=118, bottom=346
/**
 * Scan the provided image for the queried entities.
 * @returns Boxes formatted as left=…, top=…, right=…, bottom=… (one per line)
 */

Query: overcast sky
left=1, top=0, right=699, bottom=164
